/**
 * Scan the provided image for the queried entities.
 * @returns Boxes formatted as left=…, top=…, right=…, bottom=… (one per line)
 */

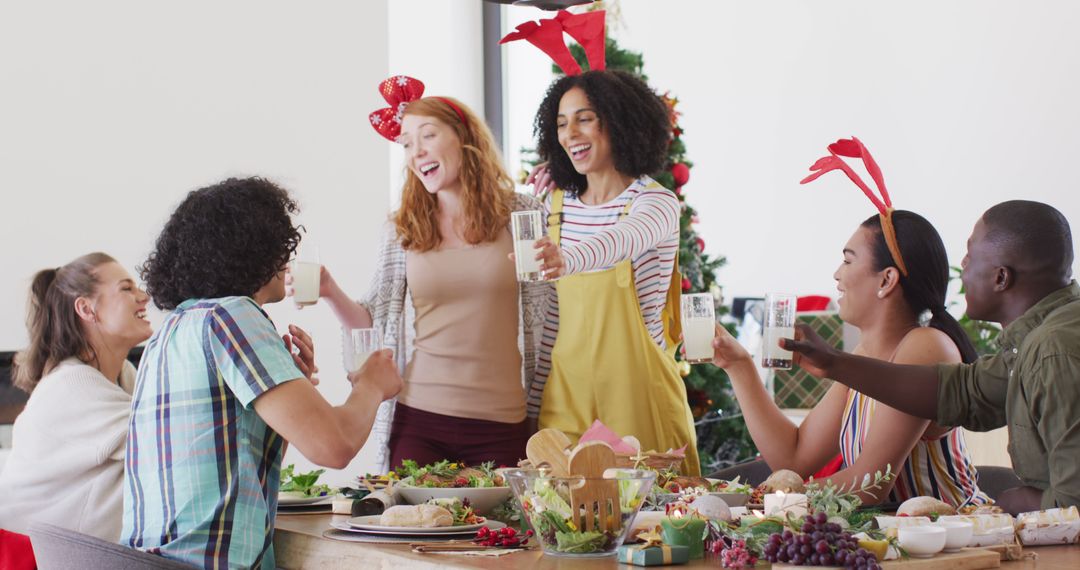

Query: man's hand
left=347, top=349, right=402, bottom=401
left=779, top=323, right=838, bottom=378
left=283, top=324, right=319, bottom=385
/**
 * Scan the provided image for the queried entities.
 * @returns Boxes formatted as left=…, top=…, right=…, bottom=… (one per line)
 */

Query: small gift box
left=617, top=543, right=689, bottom=566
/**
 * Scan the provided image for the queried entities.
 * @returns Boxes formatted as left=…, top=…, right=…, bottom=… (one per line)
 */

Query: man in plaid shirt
left=123, top=177, right=401, bottom=568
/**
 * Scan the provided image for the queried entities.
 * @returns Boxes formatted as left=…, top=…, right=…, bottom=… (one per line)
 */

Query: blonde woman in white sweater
left=0, top=252, right=151, bottom=541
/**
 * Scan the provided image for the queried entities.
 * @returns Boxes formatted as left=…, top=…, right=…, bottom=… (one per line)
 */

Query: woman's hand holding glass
left=534, top=237, right=566, bottom=280
left=710, top=323, right=752, bottom=370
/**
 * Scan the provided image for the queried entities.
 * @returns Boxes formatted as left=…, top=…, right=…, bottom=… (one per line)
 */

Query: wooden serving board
left=775, top=547, right=1000, bottom=570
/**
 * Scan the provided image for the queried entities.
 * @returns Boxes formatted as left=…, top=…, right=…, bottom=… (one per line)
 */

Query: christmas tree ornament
left=671, top=162, right=690, bottom=187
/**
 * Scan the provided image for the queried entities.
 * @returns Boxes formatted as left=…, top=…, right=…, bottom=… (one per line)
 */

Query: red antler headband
left=368, top=75, right=468, bottom=142
left=499, top=10, right=606, bottom=76
left=800, top=137, right=910, bottom=277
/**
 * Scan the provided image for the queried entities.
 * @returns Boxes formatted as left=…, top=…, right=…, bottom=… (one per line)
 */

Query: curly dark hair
left=534, top=70, right=671, bottom=194
left=141, top=177, right=302, bottom=310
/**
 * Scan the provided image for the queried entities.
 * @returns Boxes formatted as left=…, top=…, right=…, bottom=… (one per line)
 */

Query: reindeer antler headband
left=499, top=10, right=606, bottom=75
left=368, top=75, right=468, bottom=142
left=800, top=137, right=909, bottom=277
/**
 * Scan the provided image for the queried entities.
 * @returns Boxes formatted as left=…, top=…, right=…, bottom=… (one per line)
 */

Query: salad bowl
left=390, top=460, right=512, bottom=514
left=504, top=468, right=655, bottom=558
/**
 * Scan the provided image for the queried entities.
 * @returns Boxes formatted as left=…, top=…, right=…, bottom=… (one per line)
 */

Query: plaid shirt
left=122, top=296, right=302, bottom=569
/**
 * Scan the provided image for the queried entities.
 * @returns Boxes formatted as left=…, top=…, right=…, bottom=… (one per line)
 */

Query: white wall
left=504, top=1, right=1080, bottom=309
left=0, top=1, right=394, bottom=483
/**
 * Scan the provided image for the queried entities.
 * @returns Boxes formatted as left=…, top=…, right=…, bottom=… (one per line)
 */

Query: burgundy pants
left=388, top=403, right=528, bottom=469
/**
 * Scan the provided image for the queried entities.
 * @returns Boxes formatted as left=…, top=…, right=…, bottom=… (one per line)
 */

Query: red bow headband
left=800, top=137, right=910, bottom=277
left=499, top=10, right=605, bottom=75
left=368, top=75, right=468, bottom=142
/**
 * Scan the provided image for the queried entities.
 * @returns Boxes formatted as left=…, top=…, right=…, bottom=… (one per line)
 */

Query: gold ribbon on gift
left=630, top=528, right=673, bottom=564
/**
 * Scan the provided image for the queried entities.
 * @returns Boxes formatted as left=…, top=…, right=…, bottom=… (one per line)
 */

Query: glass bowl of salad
left=504, top=468, right=655, bottom=558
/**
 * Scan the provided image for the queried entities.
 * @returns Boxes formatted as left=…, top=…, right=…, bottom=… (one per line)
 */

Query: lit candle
left=764, top=491, right=809, bottom=518
left=660, top=508, right=707, bottom=559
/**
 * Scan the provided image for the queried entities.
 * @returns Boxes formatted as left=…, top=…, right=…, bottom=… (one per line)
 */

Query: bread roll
left=418, top=504, right=454, bottom=527
left=896, top=496, right=956, bottom=517
left=763, top=469, right=805, bottom=493
left=379, top=504, right=454, bottom=527
left=380, top=505, right=423, bottom=527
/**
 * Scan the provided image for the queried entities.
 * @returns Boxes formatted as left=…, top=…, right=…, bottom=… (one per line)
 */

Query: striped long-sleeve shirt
left=527, top=177, right=680, bottom=416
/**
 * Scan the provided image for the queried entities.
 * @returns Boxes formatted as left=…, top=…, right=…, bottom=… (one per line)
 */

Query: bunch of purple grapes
left=760, top=511, right=882, bottom=569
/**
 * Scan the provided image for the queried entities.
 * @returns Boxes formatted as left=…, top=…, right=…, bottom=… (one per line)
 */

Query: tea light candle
left=764, top=491, right=809, bottom=518
left=659, top=509, right=707, bottom=559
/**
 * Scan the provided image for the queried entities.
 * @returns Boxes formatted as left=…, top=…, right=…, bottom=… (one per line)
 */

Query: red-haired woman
left=313, top=81, right=549, bottom=470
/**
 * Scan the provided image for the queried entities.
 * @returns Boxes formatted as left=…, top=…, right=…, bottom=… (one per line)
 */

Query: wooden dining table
left=273, top=513, right=1080, bottom=570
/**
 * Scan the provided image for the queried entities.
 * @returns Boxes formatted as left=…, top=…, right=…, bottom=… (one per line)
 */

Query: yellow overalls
left=538, top=188, right=701, bottom=475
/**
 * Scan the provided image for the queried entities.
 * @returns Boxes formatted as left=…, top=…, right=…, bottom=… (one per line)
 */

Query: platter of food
left=278, top=464, right=336, bottom=506
left=390, top=460, right=512, bottom=513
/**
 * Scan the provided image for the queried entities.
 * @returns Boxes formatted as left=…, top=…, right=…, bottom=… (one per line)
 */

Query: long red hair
left=394, top=97, right=514, bottom=252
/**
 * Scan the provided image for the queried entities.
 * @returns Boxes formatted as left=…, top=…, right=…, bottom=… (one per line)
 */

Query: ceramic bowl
left=395, top=486, right=512, bottom=514
left=898, top=525, right=947, bottom=558
left=934, top=520, right=974, bottom=552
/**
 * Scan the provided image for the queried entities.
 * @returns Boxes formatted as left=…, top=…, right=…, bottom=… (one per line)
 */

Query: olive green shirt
left=937, top=281, right=1080, bottom=510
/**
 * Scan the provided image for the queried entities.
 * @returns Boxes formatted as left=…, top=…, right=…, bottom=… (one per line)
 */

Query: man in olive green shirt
left=781, top=200, right=1078, bottom=514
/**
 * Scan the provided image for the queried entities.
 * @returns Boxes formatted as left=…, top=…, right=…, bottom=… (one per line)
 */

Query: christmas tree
left=544, top=14, right=759, bottom=472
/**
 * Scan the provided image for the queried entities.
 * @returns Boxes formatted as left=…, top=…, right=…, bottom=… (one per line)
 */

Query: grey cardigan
left=359, top=192, right=550, bottom=470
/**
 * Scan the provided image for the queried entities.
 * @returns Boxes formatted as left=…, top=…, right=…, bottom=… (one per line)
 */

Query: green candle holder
left=660, top=515, right=706, bottom=559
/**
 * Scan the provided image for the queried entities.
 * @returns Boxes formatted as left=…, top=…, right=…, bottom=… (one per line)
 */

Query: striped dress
left=840, top=390, right=991, bottom=507
left=528, top=176, right=680, bottom=415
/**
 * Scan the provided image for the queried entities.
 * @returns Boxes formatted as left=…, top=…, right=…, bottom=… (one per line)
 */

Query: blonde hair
left=394, top=97, right=514, bottom=252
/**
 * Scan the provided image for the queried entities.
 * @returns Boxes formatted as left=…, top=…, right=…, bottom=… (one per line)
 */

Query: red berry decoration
left=473, top=526, right=531, bottom=548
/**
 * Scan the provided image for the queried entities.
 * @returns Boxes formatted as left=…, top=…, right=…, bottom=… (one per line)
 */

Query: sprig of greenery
left=804, top=465, right=894, bottom=522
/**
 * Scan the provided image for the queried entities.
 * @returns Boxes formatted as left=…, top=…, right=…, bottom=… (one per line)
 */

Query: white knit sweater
left=0, top=358, right=135, bottom=541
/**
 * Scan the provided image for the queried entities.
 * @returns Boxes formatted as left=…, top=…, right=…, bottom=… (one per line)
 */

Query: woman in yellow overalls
left=526, top=70, right=700, bottom=474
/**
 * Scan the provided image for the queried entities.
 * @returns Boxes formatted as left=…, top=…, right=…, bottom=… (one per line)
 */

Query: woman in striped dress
left=711, top=207, right=990, bottom=506
left=527, top=70, right=701, bottom=474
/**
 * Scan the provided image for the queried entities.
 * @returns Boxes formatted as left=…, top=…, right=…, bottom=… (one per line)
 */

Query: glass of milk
left=343, top=328, right=379, bottom=372
left=762, top=293, right=797, bottom=369
left=511, top=211, right=544, bottom=282
left=681, top=293, right=716, bottom=364
left=291, top=245, right=321, bottom=308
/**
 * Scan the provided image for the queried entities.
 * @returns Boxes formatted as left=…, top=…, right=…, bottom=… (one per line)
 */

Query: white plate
left=278, top=493, right=333, bottom=506
left=334, top=517, right=505, bottom=536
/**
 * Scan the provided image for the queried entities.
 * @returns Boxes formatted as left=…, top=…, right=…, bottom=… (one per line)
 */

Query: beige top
left=401, top=229, right=526, bottom=424
left=0, top=358, right=136, bottom=541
